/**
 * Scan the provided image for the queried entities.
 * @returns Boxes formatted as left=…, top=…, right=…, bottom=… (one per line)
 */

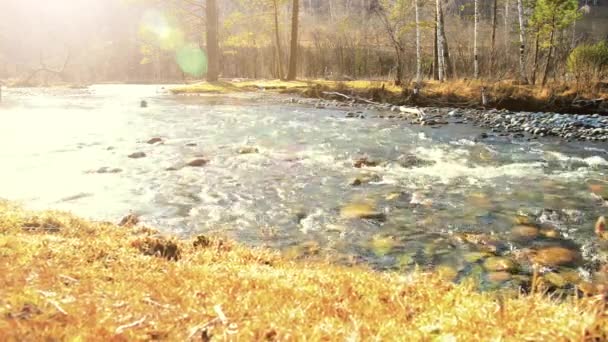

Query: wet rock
left=350, top=174, right=381, bottom=186
left=186, top=158, right=208, bottom=167
left=464, top=251, right=492, bottom=263
left=511, top=225, right=540, bottom=240
left=396, top=154, right=436, bottom=168
left=532, top=247, right=581, bottom=267
left=543, top=272, right=568, bottom=288
left=237, top=146, right=259, bottom=154
left=487, top=271, right=512, bottom=283
left=350, top=178, right=363, bottom=186
left=385, top=192, right=410, bottom=202
left=147, top=137, right=163, bottom=144
left=483, top=257, right=517, bottom=272
left=539, top=227, right=560, bottom=239
left=596, top=216, right=607, bottom=240
left=128, top=152, right=146, bottom=159
left=119, top=213, right=139, bottom=227
left=340, top=203, right=386, bottom=221
left=96, top=167, right=122, bottom=174
left=353, top=157, right=379, bottom=168
left=452, top=232, right=502, bottom=253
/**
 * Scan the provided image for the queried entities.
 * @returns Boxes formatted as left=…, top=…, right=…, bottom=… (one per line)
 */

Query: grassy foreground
left=1, top=201, right=607, bottom=341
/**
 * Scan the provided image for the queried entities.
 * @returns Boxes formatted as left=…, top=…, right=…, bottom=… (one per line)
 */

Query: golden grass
left=1, top=200, right=607, bottom=340
left=171, top=80, right=312, bottom=94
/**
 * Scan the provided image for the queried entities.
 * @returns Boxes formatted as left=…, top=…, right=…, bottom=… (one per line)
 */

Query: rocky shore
left=286, top=96, right=608, bottom=142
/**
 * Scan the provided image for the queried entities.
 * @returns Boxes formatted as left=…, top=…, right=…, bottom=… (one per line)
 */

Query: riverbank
left=171, top=79, right=608, bottom=115
left=0, top=201, right=606, bottom=340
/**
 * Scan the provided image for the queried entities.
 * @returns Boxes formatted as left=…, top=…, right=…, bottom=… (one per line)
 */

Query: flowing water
left=1, top=85, right=607, bottom=285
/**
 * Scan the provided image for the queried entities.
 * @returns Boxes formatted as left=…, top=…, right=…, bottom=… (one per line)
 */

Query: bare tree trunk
left=490, top=0, right=498, bottom=78
left=415, top=0, right=422, bottom=83
left=206, top=0, right=220, bottom=82
left=531, top=30, right=540, bottom=84
left=273, top=0, right=284, bottom=79
left=433, top=6, right=439, bottom=80
left=436, top=0, right=446, bottom=81
left=504, top=0, right=510, bottom=52
left=541, top=21, right=556, bottom=86
left=439, top=4, right=452, bottom=78
left=287, top=0, right=300, bottom=81
left=474, top=0, right=480, bottom=78
left=516, top=0, right=528, bottom=83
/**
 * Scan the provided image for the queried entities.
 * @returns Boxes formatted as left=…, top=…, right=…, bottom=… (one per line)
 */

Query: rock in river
left=532, top=247, right=581, bottom=267
left=340, top=203, right=385, bottom=221
left=147, top=137, right=163, bottom=144
left=128, top=152, right=146, bottom=159
left=483, top=257, right=517, bottom=272
left=237, top=146, right=259, bottom=154
left=511, top=225, right=540, bottom=240
left=487, top=271, right=512, bottom=283
left=186, top=158, right=209, bottom=167
left=353, top=157, right=379, bottom=168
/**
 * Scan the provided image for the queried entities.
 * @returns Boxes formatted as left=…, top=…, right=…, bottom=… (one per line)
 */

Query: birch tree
left=415, top=0, right=422, bottom=83
left=517, top=0, right=528, bottom=82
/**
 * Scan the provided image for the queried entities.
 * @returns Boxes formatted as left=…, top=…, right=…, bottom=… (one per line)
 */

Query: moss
left=0, top=202, right=606, bottom=340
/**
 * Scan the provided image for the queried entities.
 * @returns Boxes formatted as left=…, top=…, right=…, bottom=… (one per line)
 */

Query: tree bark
left=436, top=0, right=446, bottom=81
left=541, top=19, right=556, bottom=86
left=206, top=0, right=220, bottom=82
left=287, top=0, right=300, bottom=81
left=531, top=30, right=540, bottom=85
left=473, top=0, right=480, bottom=78
left=516, top=0, right=528, bottom=83
left=490, top=0, right=498, bottom=77
left=433, top=6, right=439, bottom=80
left=415, top=0, right=422, bottom=83
left=273, top=0, right=285, bottom=79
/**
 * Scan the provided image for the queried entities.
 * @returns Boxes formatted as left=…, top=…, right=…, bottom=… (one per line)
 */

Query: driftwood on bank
left=321, top=91, right=380, bottom=105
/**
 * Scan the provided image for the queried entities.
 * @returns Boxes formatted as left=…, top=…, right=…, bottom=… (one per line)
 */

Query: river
left=1, top=85, right=607, bottom=288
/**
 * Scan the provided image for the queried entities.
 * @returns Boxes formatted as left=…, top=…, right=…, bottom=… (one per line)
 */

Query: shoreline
left=0, top=201, right=606, bottom=339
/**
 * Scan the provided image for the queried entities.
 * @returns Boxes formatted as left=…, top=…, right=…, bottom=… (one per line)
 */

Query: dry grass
left=172, top=78, right=607, bottom=113
left=1, top=200, right=607, bottom=341
left=171, top=80, right=312, bottom=94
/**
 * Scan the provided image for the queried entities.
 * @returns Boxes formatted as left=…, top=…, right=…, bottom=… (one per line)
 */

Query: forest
left=1, top=0, right=607, bottom=88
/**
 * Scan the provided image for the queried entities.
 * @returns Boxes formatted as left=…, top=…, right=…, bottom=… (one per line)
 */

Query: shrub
left=567, top=41, right=608, bottom=88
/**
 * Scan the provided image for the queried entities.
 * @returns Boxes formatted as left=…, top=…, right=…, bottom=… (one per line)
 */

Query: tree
left=206, top=0, right=220, bottom=81
left=287, top=0, right=300, bottom=80
left=415, top=0, right=422, bottom=83
left=273, top=0, right=285, bottom=79
left=517, top=0, right=528, bottom=83
left=473, top=0, right=479, bottom=78
left=530, top=0, right=580, bottom=85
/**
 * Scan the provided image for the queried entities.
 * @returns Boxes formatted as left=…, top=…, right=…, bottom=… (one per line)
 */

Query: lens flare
left=176, top=45, right=208, bottom=77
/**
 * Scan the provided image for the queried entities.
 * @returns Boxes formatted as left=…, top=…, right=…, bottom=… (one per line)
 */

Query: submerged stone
left=147, top=137, right=163, bottom=144
left=511, top=225, right=540, bottom=240
left=353, top=157, right=379, bottom=168
left=340, top=203, right=385, bottom=221
left=487, top=271, right=512, bottom=283
left=128, top=152, right=146, bottom=159
left=186, top=158, right=208, bottom=167
left=483, top=257, right=516, bottom=272
left=532, top=247, right=581, bottom=267
left=237, top=146, right=259, bottom=154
